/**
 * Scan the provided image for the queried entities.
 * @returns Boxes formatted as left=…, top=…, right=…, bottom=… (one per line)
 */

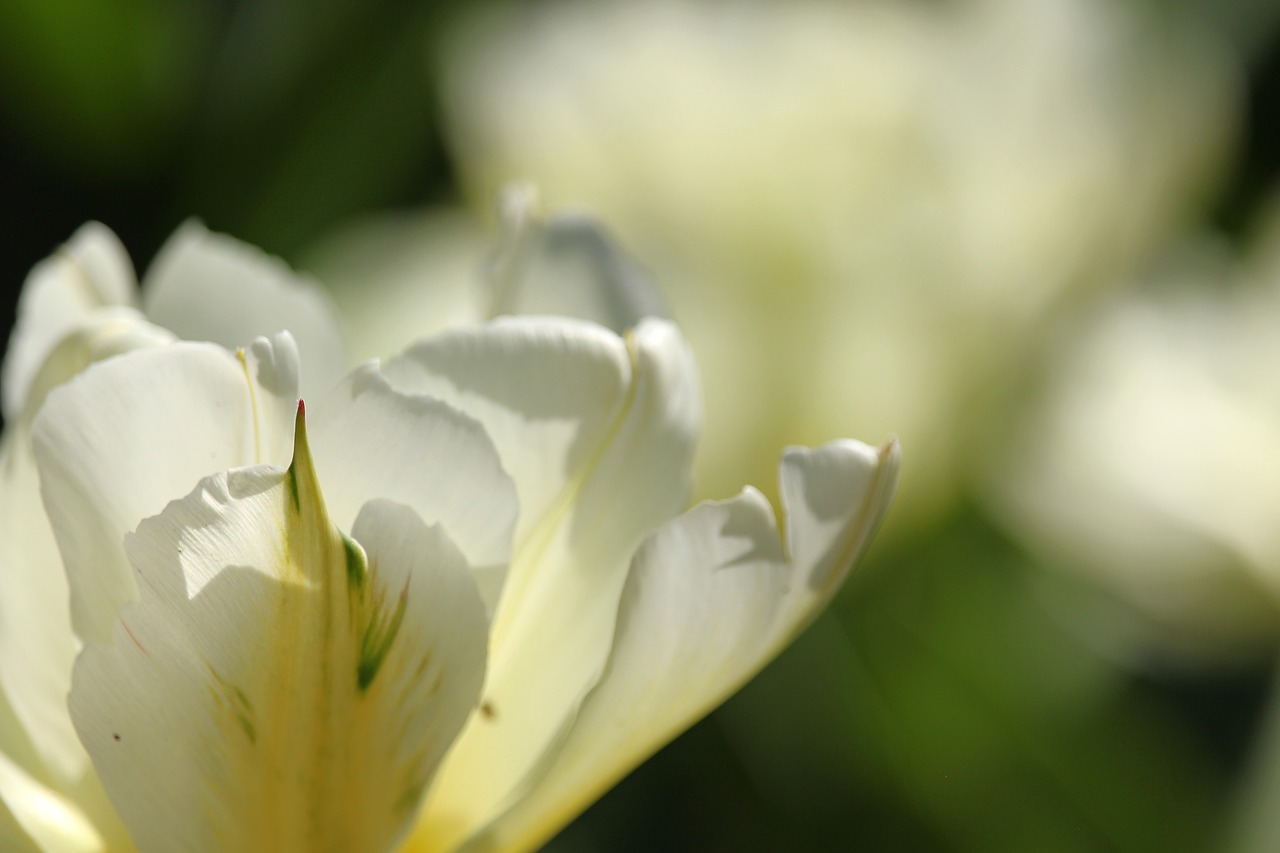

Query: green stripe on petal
left=357, top=571, right=409, bottom=692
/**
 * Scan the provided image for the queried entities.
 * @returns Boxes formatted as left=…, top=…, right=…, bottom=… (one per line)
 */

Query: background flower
left=430, top=0, right=1235, bottom=537
left=984, top=219, right=1280, bottom=665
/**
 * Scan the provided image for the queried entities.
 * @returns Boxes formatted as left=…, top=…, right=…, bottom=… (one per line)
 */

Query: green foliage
left=179, top=0, right=459, bottom=254
left=0, top=0, right=209, bottom=173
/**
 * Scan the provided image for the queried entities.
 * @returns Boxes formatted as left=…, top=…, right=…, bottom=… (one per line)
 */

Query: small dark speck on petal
left=112, top=733, right=121, bottom=742
left=480, top=701, right=496, bottom=721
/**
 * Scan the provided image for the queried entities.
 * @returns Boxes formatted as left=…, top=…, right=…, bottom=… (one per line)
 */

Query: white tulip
left=0, top=218, right=898, bottom=852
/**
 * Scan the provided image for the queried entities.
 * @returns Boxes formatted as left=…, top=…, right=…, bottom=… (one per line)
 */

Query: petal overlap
left=309, top=363, right=517, bottom=613
left=1, top=224, right=136, bottom=422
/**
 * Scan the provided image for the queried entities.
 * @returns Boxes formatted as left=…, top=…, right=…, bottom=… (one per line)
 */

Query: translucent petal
left=0, top=751, right=103, bottom=853
left=0, top=430, right=81, bottom=784
left=484, top=185, right=668, bottom=332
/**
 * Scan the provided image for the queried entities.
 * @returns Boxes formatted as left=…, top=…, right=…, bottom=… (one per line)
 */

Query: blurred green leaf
left=715, top=510, right=1226, bottom=852
left=178, top=0, right=462, bottom=255
left=0, top=0, right=210, bottom=173
left=1143, top=0, right=1280, bottom=62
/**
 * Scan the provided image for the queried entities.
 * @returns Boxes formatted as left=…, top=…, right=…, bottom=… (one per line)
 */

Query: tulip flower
left=0, top=217, right=898, bottom=852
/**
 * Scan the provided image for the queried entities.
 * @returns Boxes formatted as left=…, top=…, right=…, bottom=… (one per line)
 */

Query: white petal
left=455, top=439, right=899, bottom=853
left=386, top=318, right=632, bottom=539
left=484, top=185, right=668, bottom=332
left=0, top=751, right=104, bottom=853
left=771, top=438, right=901, bottom=652
left=31, top=335, right=300, bottom=646
left=68, top=410, right=487, bottom=853
left=0, top=429, right=82, bottom=784
left=0, top=307, right=175, bottom=785
left=394, top=317, right=699, bottom=845
left=142, top=220, right=347, bottom=399
left=310, top=362, right=517, bottom=612
left=2, top=223, right=136, bottom=420
left=348, top=499, right=490, bottom=789
left=12, top=308, right=175, bottom=431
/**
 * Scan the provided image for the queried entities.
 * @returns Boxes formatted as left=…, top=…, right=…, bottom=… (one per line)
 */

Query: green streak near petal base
left=343, top=534, right=366, bottom=591
left=289, top=400, right=407, bottom=694
left=358, top=577, right=409, bottom=692
left=206, top=664, right=258, bottom=745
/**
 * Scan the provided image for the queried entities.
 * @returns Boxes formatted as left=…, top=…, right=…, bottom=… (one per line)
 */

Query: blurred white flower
left=996, top=205, right=1280, bottom=852
left=1, top=220, right=898, bottom=852
left=424, top=0, right=1237, bottom=536
left=984, top=227, right=1280, bottom=663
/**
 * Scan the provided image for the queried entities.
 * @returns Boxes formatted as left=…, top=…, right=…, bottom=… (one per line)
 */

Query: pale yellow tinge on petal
left=235, top=348, right=264, bottom=465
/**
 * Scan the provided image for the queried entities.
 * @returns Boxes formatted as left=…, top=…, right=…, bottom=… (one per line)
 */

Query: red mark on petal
left=121, top=620, right=149, bottom=657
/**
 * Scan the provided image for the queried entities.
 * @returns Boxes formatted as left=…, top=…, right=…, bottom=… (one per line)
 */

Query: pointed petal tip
left=287, top=397, right=319, bottom=518
left=876, top=433, right=902, bottom=486
left=291, top=398, right=308, bottom=460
